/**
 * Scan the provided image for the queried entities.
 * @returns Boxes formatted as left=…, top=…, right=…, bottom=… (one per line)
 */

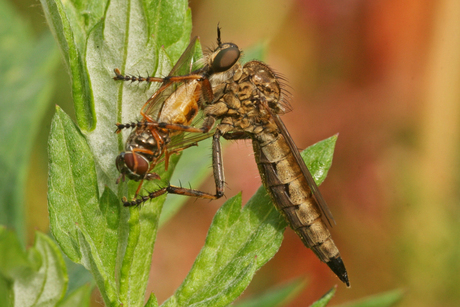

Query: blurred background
left=9, top=0, right=460, bottom=306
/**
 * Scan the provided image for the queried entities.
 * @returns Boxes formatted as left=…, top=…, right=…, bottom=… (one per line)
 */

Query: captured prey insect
left=123, top=28, right=350, bottom=286
left=113, top=34, right=242, bottom=205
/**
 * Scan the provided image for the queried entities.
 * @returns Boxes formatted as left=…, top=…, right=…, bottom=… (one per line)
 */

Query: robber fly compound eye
left=211, top=44, right=240, bottom=73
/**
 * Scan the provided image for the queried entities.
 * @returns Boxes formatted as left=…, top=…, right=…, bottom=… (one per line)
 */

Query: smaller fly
left=114, top=33, right=242, bottom=205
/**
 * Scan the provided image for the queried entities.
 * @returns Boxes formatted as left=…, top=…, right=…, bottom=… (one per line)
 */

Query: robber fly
left=202, top=60, right=350, bottom=286
left=114, top=34, right=241, bottom=205
left=116, top=28, right=349, bottom=286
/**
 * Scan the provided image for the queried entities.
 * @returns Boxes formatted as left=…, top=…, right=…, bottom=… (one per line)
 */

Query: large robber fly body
left=203, top=60, right=350, bottom=286
left=114, top=29, right=349, bottom=286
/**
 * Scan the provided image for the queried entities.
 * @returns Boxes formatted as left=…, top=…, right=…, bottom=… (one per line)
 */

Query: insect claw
left=122, top=196, right=136, bottom=207
left=113, top=68, right=128, bottom=81
left=115, top=123, right=124, bottom=133
left=141, top=195, right=150, bottom=204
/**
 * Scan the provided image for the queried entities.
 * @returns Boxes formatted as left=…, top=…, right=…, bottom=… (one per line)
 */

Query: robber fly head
left=196, top=27, right=242, bottom=83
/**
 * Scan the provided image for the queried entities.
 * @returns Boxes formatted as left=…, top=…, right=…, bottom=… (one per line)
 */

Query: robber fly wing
left=168, top=36, right=200, bottom=77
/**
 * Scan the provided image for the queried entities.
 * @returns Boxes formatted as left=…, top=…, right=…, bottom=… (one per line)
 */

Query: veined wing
left=155, top=130, right=214, bottom=167
left=169, top=36, right=200, bottom=77
left=143, top=37, right=201, bottom=118
left=264, top=104, right=336, bottom=227
left=166, top=113, right=215, bottom=151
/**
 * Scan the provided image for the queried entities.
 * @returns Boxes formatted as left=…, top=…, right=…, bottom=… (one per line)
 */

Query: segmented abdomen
left=253, top=132, right=340, bottom=263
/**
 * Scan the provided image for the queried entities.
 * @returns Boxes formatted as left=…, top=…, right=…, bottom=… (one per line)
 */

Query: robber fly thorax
left=114, top=32, right=243, bottom=204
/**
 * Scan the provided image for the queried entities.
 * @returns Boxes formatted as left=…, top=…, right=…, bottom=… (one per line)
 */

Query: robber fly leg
left=122, top=187, right=169, bottom=207
left=161, top=128, right=227, bottom=200
left=123, top=184, right=222, bottom=207
left=123, top=183, right=223, bottom=207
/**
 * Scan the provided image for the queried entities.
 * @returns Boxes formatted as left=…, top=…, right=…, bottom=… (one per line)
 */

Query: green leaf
left=44, top=0, right=194, bottom=305
left=118, top=194, right=164, bottom=306
left=65, top=256, right=95, bottom=295
left=48, top=107, right=121, bottom=305
left=0, top=0, right=59, bottom=242
left=0, top=227, right=68, bottom=306
left=0, top=274, right=13, bottom=307
left=40, top=0, right=192, bottom=132
left=0, top=227, right=94, bottom=307
left=162, top=192, right=285, bottom=307
left=48, top=106, right=103, bottom=263
left=0, top=226, right=36, bottom=279
left=301, top=134, right=338, bottom=185
left=234, top=278, right=306, bottom=307
left=145, top=293, right=159, bottom=307
left=311, top=286, right=336, bottom=307
left=335, top=289, right=404, bottom=307
left=40, top=0, right=102, bottom=131
left=18, top=233, right=68, bottom=305
left=57, top=283, right=93, bottom=307
left=161, top=136, right=337, bottom=307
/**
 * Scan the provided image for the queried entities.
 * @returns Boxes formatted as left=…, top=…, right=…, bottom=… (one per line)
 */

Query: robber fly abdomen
left=204, top=60, right=349, bottom=286
left=253, top=133, right=347, bottom=284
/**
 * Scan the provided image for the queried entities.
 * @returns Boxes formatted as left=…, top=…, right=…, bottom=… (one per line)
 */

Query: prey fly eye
left=211, top=44, right=240, bottom=73
left=119, top=152, right=149, bottom=176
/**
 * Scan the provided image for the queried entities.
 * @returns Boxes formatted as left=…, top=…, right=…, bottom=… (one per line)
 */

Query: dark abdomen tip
left=327, top=256, right=350, bottom=287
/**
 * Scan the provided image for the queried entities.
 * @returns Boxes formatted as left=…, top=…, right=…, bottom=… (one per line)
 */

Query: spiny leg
left=116, top=117, right=215, bottom=134
left=113, top=68, right=165, bottom=83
